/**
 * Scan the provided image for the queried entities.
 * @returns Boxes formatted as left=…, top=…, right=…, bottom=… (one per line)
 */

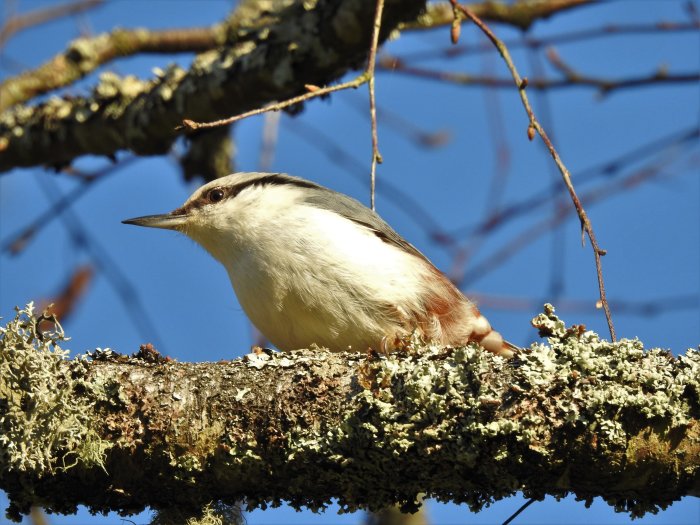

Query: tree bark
left=1, top=304, right=698, bottom=522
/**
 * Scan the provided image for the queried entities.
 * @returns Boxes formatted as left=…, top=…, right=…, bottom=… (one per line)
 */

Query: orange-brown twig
left=450, top=0, right=617, bottom=340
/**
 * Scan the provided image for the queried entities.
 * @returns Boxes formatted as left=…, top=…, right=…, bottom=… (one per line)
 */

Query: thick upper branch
left=0, top=0, right=602, bottom=174
left=0, top=305, right=699, bottom=522
left=0, top=0, right=425, bottom=173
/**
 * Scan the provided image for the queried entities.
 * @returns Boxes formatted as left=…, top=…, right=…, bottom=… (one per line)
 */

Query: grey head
left=123, top=172, right=430, bottom=263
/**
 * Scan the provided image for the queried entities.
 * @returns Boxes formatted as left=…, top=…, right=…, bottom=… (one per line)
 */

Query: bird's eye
left=207, top=188, right=225, bottom=203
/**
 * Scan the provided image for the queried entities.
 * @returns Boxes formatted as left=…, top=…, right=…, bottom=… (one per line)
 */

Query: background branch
left=401, top=0, right=593, bottom=31
left=0, top=0, right=101, bottom=48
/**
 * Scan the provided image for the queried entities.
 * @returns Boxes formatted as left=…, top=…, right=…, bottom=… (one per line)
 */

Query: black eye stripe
left=224, top=174, right=320, bottom=200
left=187, top=173, right=321, bottom=212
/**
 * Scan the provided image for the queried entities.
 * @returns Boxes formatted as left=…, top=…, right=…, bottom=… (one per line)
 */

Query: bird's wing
left=303, top=188, right=432, bottom=264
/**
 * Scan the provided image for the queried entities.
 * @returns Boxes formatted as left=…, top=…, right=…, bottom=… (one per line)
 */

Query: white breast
left=226, top=203, right=429, bottom=351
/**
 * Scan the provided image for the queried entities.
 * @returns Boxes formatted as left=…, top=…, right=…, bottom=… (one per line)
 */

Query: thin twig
left=446, top=126, right=700, bottom=240
left=0, top=0, right=102, bottom=48
left=179, top=75, right=370, bottom=131
left=37, top=265, right=94, bottom=328
left=367, top=0, right=385, bottom=211
left=451, top=1, right=617, bottom=341
left=471, top=293, right=700, bottom=317
left=379, top=58, right=700, bottom=94
left=399, top=20, right=700, bottom=62
left=1, top=156, right=138, bottom=255
left=501, top=497, right=537, bottom=525
left=459, top=154, right=691, bottom=288
left=180, top=0, right=389, bottom=211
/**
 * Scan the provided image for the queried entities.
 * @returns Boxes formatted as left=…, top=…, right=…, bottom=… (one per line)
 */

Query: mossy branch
left=1, top=304, right=699, bottom=522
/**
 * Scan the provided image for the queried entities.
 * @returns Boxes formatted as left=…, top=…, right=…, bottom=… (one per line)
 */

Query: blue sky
left=1, top=0, right=699, bottom=523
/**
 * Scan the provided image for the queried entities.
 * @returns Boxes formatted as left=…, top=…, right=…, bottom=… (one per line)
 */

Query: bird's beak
left=122, top=212, right=188, bottom=231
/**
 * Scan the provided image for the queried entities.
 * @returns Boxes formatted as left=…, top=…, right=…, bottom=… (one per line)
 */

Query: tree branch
left=0, top=0, right=425, bottom=174
left=401, top=0, right=593, bottom=32
left=1, top=304, right=699, bottom=522
left=0, top=0, right=102, bottom=48
left=0, top=24, right=228, bottom=111
left=380, top=57, right=700, bottom=93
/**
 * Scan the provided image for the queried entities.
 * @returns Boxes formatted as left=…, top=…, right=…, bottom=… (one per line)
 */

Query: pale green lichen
left=262, top=305, right=700, bottom=516
left=529, top=305, right=700, bottom=432
left=0, top=304, right=110, bottom=475
left=152, top=501, right=242, bottom=525
left=1, top=304, right=697, bottom=521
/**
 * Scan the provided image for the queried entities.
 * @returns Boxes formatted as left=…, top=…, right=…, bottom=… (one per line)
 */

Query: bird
left=123, top=172, right=515, bottom=358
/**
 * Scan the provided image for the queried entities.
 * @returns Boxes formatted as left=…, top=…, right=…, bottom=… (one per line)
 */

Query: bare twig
left=446, top=126, right=700, bottom=241
left=179, top=75, right=370, bottom=131
left=471, top=293, right=700, bottom=317
left=0, top=0, right=102, bottom=48
left=401, top=0, right=593, bottom=31
left=1, top=156, right=138, bottom=255
left=379, top=58, right=700, bottom=95
left=37, top=265, right=94, bottom=331
left=450, top=2, right=617, bottom=341
left=367, top=0, right=385, bottom=211
left=399, top=20, right=700, bottom=62
left=460, top=155, right=691, bottom=287
left=501, top=497, right=537, bottom=525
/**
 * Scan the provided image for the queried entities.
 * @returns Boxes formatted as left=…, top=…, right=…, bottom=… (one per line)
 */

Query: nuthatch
left=124, top=172, right=515, bottom=357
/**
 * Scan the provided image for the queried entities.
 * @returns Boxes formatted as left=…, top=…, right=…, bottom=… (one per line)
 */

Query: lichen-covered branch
left=0, top=0, right=425, bottom=173
left=0, top=24, right=229, bottom=112
left=0, top=0, right=599, bottom=175
left=1, top=304, right=699, bottom=522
